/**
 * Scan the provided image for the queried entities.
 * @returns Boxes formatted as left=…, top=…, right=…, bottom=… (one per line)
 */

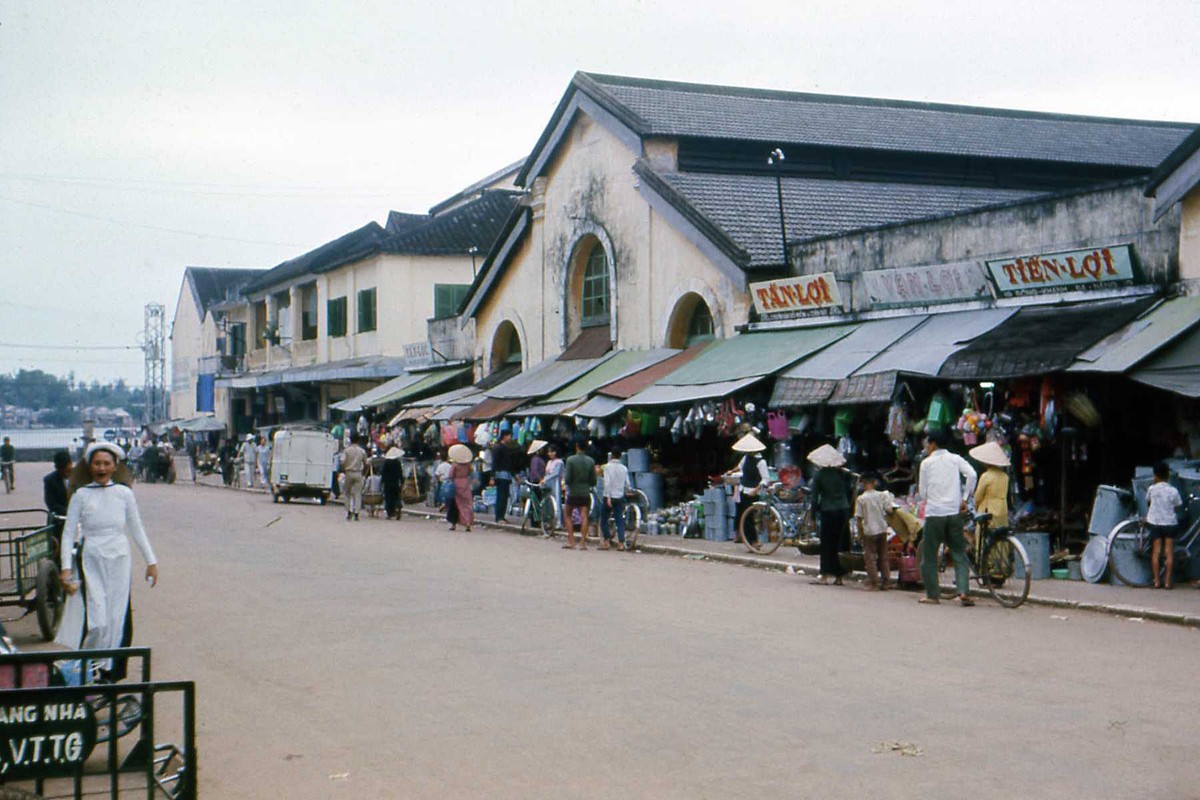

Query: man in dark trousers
left=43, top=450, right=72, bottom=547
left=490, top=429, right=523, bottom=524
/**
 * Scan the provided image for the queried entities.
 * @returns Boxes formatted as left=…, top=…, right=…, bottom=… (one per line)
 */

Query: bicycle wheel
left=35, top=559, right=63, bottom=641
left=1107, top=518, right=1154, bottom=587
left=622, top=502, right=641, bottom=549
left=983, top=534, right=1030, bottom=608
left=520, top=498, right=534, bottom=533
left=539, top=496, right=558, bottom=535
left=739, top=502, right=784, bottom=554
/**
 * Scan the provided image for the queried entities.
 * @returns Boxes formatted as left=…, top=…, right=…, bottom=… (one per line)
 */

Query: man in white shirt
left=917, top=429, right=978, bottom=606
left=600, top=450, right=631, bottom=551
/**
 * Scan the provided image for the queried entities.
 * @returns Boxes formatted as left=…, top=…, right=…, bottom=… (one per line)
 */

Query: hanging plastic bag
left=766, top=411, right=789, bottom=441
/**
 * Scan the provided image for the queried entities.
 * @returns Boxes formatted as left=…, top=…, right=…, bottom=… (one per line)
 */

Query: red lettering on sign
left=1101, top=248, right=1116, bottom=275
left=1042, top=259, right=1061, bottom=281
left=1082, top=252, right=1101, bottom=279
left=1001, top=263, right=1018, bottom=284
left=755, top=288, right=772, bottom=310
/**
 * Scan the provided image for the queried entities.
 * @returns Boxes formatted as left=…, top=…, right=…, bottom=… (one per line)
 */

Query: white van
left=269, top=427, right=338, bottom=504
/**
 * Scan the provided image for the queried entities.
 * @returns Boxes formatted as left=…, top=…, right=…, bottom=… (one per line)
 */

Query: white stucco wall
left=1181, top=190, right=1200, bottom=282
left=474, top=110, right=750, bottom=375
left=169, top=279, right=203, bottom=420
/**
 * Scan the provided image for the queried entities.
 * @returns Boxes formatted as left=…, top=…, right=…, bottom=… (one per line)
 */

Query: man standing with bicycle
left=918, top=429, right=977, bottom=606
left=0, top=436, right=15, bottom=492
left=599, top=450, right=630, bottom=551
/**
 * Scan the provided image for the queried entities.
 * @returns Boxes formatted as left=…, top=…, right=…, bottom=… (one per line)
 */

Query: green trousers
left=920, top=514, right=969, bottom=599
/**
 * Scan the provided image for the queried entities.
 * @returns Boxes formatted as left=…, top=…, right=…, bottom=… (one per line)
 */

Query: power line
left=0, top=194, right=305, bottom=247
left=0, top=170, right=425, bottom=195
left=0, top=342, right=140, bottom=351
left=0, top=173, right=414, bottom=200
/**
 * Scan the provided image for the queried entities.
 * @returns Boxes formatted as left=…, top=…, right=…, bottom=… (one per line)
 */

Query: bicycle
left=1104, top=492, right=1199, bottom=587
left=520, top=480, right=559, bottom=536
left=933, top=512, right=1031, bottom=608
left=737, top=483, right=817, bottom=555
left=1, top=461, right=13, bottom=493
left=620, top=489, right=649, bottom=549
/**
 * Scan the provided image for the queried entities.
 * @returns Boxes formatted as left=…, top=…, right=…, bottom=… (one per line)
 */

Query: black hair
left=609, top=450, right=621, bottom=461
left=1154, top=461, right=1171, bottom=481
left=925, top=428, right=950, bottom=449
left=53, top=450, right=71, bottom=470
left=860, top=471, right=879, bottom=484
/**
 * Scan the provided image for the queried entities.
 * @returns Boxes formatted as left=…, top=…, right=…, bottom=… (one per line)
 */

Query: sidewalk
left=194, top=478, right=1200, bottom=628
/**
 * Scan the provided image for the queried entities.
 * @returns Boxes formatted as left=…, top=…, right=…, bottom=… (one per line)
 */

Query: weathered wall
left=1181, top=190, right=1200, bottom=282
left=474, top=110, right=748, bottom=377
left=792, top=182, right=1182, bottom=286
left=169, top=279, right=203, bottom=420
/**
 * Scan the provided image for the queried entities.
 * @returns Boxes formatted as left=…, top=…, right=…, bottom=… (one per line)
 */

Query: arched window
left=580, top=244, right=610, bottom=328
left=685, top=302, right=714, bottom=345
left=666, top=293, right=716, bottom=348
left=489, top=321, right=523, bottom=374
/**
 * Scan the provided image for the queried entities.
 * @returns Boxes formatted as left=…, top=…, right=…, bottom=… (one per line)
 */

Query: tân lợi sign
left=0, top=693, right=97, bottom=779
left=857, top=261, right=991, bottom=309
left=750, top=273, right=842, bottom=315
left=985, top=244, right=1135, bottom=296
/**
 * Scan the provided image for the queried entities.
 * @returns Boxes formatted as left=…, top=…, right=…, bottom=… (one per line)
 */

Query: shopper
left=256, top=434, right=272, bottom=488
left=340, top=435, right=367, bottom=521
left=599, top=450, right=631, bottom=550
left=1146, top=461, right=1183, bottom=589
left=381, top=447, right=404, bottom=520
left=490, top=429, right=521, bottom=524
left=447, top=443, right=474, bottom=532
left=57, top=442, right=158, bottom=681
left=854, top=472, right=893, bottom=590
left=809, top=443, right=851, bottom=586
left=541, top=445, right=564, bottom=535
left=562, top=439, right=596, bottom=550
left=917, top=429, right=977, bottom=606
left=730, top=433, right=771, bottom=545
left=239, top=434, right=256, bottom=488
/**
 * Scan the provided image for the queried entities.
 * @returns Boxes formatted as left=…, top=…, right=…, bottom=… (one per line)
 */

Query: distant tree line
left=0, top=369, right=145, bottom=426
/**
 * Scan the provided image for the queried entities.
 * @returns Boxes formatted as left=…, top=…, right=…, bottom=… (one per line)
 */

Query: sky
left=1, top=0, right=1198, bottom=386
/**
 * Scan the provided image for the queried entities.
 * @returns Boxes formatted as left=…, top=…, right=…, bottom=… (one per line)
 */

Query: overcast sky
left=2, top=0, right=1198, bottom=386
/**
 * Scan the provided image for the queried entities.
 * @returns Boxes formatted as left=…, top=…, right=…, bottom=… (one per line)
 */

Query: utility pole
left=141, top=303, right=166, bottom=423
left=768, top=148, right=789, bottom=272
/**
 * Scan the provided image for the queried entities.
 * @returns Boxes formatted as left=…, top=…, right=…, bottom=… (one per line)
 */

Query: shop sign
left=857, top=261, right=991, bottom=309
left=750, top=273, right=842, bottom=315
left=985, top=244, right=1135, bottom=296
left=0, top=692, right=97, bottom=779
left=403, top=341, right=432, bottom=368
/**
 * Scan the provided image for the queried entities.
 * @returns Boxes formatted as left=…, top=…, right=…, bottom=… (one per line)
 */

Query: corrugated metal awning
left=543, top=349, right=679, bottom=403
left=572, top=395, right=626, bottom=419
left=854, top=308, right=1015, bottom=377
left=331, top=371, right=421, bottom=412
left=458, top=396, right=529, bottom=422
left=217, top=355, right=408, bottom=390
left=1131, top=324, right=1200, bottom=398
left=657, top=327, right=855, bottom=386
left=515, top=400, right=578, bottom=417
left=485, top=353, right=614, bottom=399
left=599, top=344, right=708, bottom=399
left=939, top=297, right=1157, bottom=379
left=770, top=378, right=839, bottom=407
left=827, top=372, right=900, bottom=406
left=1069, top=295, right=1200, bottom=373
left=626, top=376, right=762, bottom=406
left=364, top=366, right=470, bottom=409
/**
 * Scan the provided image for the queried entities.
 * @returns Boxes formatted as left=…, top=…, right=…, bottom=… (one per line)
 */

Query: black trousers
left=383, top=484, right=401, bottom=518
left=819, top=509, right=848, bottom=577
left=736, top=494, right=757, bottom=543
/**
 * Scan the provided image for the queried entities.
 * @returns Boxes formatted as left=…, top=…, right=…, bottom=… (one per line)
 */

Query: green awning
left=543, top=349, right=679, bottom=403
left=365, top=366, right=471, bottom=408
left=657, top=326, right=857, bottom=386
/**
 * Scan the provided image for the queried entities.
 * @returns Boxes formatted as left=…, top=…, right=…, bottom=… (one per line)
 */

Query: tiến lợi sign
left=857, top=261, right=991, bottom=309
left=985, top=244, right=1135, bottom=296
left=750, top=273, right=842, bottom=315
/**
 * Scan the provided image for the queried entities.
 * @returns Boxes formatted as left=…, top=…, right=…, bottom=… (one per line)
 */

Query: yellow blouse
left=974, top=467, right=1009, bottom=528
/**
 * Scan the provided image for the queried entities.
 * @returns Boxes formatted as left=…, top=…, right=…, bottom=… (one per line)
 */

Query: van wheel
left=283, top=495, right=291, bottom=503
left=319, top=495, right=327, bottom=506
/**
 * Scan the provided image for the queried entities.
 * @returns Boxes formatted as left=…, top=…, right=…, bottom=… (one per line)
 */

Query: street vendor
left=969, top=441, right=1011, bottom=530
left=729, top=433, right=770, bottom=546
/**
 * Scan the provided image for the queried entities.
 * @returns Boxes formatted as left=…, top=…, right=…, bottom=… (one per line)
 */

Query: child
left=854, top=472, right=893, bottom=590
left=1145, top=461, right=1183, bottom=589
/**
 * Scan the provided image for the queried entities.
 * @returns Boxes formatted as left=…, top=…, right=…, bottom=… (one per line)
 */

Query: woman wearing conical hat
left=730, top=433, right=771, bottom=545
left=808, top=443, right=850, bottom=586
left=969, top=441, right=1011, bottom=530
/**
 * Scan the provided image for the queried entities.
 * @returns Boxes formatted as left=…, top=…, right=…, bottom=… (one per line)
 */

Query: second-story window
left=357, top=288, right=377, bottom=333
left=253, top=301, right=268, bottom=349
left=327, top=296, right=348, bottom=338
left=433, top=284, right=471, bottom=320
left=300, top=284, right=318, bottom=341
left=581, top=244, right=610, bottom=328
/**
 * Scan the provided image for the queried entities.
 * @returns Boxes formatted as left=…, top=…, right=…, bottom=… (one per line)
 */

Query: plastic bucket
left=637, top=472, right=664, bottom=510
left=626, top=448, right=651, bottom=474
left=1088, top=485, right=1134, bottom=536
left=1109, top=533, right=1153, bottom=586
left=1012, top=532, right=1051, bottom=579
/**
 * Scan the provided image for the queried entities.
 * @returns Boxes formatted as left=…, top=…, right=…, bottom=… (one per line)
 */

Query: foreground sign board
left=0, top=692, right=97, bottom=779
left=750, top=273, right=842, bottom=315
left=985, top=244, right=1135, bottom=296
left=858, top=261, right=991, bottom=309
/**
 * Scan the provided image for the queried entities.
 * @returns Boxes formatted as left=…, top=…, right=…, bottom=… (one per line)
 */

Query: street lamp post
left=768, top=148, right=789, bottom=273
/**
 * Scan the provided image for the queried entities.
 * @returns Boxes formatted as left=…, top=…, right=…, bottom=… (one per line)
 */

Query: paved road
left=3, top=469, right=1198, bottom=799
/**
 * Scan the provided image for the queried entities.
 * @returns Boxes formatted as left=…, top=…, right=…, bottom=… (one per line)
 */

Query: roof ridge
left=580, top=71, right=1198, bottom=130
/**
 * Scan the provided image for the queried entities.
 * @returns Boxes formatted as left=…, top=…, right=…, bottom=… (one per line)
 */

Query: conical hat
left=732, top=433, right=766, bottom=453
left=527, top=439, right=548, bottom=456
left=448, top=443, right=473, bottom=464
left=807, top=443, right=846, bottom=468
left=969, top=441, right=1010, bottom=467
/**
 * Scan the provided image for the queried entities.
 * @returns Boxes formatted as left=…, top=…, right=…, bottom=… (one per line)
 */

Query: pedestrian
left=968, top=440, right=1012, bottom=581
left=0, top=436, right=15, bottom=491
left=239, top=434, right=256, bottom=489
left=562, top=439, right=596, bottom=550
left=1145, top=460, right=1183, bottom=589
left=43, top=450, right=72, bottom=519
left=57, top=442, right=158, bottom=682
left=808, top=443, right=851, bottom=586
left=434, top=449, right=454, bottom=509
left=854, top=472, right=893, bottom=590
left=542, top=445, right=563, bottom=534
left=356, top=414, right=369, bottom=441
left=340, top=435, right=367, bottom=521
left=917, top=429, right=977, bottom=606
left=729, top=433, right=770, bottom=545
left=490, top=429, right=521, bottom=524
left=381, top=447, right=404, bottom=520
left=447, top=443, right=474, bottom=532
left=599, top=449, right=631, bottom=550
left=528, top=440, right=547, bottom=485
left=256, top=434, right=271, bottom=488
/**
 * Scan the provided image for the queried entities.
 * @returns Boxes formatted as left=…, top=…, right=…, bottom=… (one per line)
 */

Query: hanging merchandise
left=833, top=407, right=856, bottom=438
left=442, top=422, right=458, bottom=447
left=640, top=411, right=659, bottom=435
left=789, top=413, right=812, bottom=435
left=623, top=409, right=644, bottom=438
left=670, top=413, right=684, bottom=443
left=766, top=411, right=789, bottom=441
left=1064, top=392, right=1101, bottom=428
left=925, top=392, right=954, bottom=432
left=886, top=403, right=909, bottom=445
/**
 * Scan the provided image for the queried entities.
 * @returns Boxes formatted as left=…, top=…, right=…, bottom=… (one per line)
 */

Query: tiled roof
left=580, top=72, right=1194, bottom=168
left=184, top=267, right=263, bottom=316
left=380, top=190, right=522, bottom=256
left=244, top=222, right=386, bottom=295
left=385, top=211, right=431, bottom=235
left=645, top=166, right=1044, bottom=269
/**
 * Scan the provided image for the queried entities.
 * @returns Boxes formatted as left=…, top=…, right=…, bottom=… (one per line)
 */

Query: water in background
left=0, top=428, right=86, bottom=450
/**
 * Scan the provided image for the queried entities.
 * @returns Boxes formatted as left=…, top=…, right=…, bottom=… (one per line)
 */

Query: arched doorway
left=666, top=293, right=716, bottom=348
left=489, top=320, right=523, bottom=374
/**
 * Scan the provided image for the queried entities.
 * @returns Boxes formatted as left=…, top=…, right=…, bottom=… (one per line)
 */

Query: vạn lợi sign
left=0, top=692, right=97, bottom=779
left=984, top=244, right=1135, bottom=296
left=857, top=261, right=991, bottom=309
left=750, top=273, right=842, bottom=315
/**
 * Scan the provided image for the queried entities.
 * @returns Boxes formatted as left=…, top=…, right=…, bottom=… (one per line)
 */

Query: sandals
left=562, top=543, right=577, bottom=549
left=809, top=578, right=829, bottom=586
left=918, top=597, right=940, bottom=605
left=959, top=595, right=975, bottom=607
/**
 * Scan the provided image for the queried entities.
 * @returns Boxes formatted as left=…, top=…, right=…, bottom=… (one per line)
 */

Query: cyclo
left=0, top=509, right=65, bottom=641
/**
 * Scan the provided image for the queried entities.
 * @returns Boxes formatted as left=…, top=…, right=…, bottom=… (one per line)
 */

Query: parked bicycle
left=1104, top=490, right=1200, bottom=587
left=933, top=511, right=1031, bottom=607
left=520, top=480, right=559, bottom=535
left=737, top=483, right=817, bottom=555
left=1, top=460, right=13, bottom=493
